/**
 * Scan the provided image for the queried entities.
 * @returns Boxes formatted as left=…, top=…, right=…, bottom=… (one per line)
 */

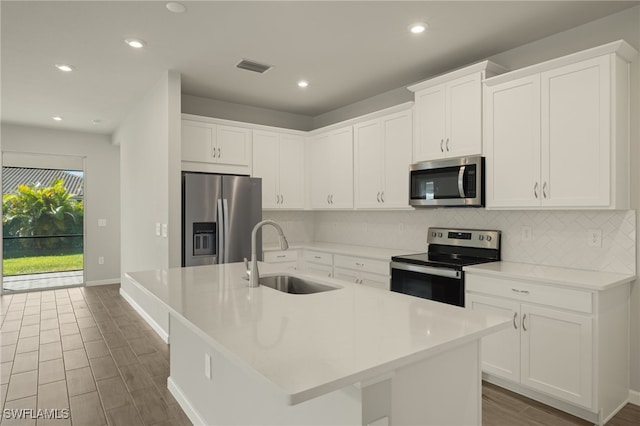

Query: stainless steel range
left=390, top=227, right=501, bottom=307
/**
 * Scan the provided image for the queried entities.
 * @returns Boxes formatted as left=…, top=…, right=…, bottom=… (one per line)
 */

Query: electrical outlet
left=97, top=219, right=107, bottom=227
left=98, top=256, right=104, bottom=265
left=398, top=222, right=405, bottom=233
left=521, top=226, right=532, bottom=242
left=588, top=229, right=602, bottom=248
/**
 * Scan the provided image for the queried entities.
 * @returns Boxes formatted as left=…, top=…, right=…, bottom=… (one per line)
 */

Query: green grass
left=3, top=253, right=84, bottom=276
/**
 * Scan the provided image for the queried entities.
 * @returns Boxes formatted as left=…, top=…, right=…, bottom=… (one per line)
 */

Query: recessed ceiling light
left=166, top=2, right=186, bottom=13
left=297, top=80, right=309, bottom=88
left=409, top=23, right=427, bottom=34
left=125, top=38, right=146, bottom=49
left=52, top=116, right=63, bottom=121
left=55, top=64, right=74, bottom=72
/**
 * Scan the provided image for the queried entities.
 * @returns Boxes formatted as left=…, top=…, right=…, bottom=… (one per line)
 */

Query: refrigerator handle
left=223, top=199, right=230, bottom=264
left=217, top=199, right=224, bottom=264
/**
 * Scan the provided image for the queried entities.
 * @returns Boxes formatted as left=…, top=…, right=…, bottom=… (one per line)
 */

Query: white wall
left=0, top=123, right=121, bottom=285
left=115, top=71, right=182, bottom=276
left=182, top=94, right=314, bottom=131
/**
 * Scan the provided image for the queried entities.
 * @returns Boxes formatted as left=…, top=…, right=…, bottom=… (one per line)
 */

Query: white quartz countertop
left=126, top=262, right=510, bottom=405
left=263, top=241, right=413, bottom=261
left=464, top=261, right=635, bottom=291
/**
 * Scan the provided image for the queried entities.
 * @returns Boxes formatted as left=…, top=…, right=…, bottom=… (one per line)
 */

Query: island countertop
left=126, top=262, right=510, bottom=405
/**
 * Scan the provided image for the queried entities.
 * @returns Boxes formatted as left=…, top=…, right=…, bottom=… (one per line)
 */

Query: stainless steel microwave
left=409, top=155, right=484, bottom=207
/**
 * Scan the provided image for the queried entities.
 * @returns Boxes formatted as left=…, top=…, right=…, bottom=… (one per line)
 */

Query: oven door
left=390, top=262, right=464, bottom=307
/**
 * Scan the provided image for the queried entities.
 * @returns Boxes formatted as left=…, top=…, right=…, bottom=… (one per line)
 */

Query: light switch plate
left=98, top=219, right=107, bottom=227
left=161, top=223, right=168, bottom=238
left=155, top=223, right=161, bottom=236
left=521, top=226, right=532, bottom=242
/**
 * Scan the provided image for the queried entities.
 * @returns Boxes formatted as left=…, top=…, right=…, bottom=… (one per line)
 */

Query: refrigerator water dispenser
left=193, top=222, right=215, bottom=256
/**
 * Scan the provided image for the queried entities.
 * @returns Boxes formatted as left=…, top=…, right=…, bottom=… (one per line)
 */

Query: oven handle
left=391, top=262, right=462, bottom=279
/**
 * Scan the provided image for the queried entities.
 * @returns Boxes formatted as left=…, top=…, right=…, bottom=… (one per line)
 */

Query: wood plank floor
left=1, top=283, right=639, bottom=425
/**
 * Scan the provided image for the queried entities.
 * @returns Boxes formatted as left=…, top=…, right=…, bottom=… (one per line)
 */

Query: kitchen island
left=123, top=262, right=510, bottom=426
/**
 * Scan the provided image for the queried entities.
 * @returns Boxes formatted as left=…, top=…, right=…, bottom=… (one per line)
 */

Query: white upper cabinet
left=308, top=127, right=354, bottom=209
left=253, top=130, right=304, bottom=209
left=354, top=109, right=412, bottom=209
left=484, top=41, right=637, bottom=209
left=409, top=61, right=505, bottom=162
left=181, top=118, right=251, bottom=171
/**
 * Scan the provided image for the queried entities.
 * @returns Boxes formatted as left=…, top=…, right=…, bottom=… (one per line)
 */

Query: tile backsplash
left=265, top=209, right=636, bottom=275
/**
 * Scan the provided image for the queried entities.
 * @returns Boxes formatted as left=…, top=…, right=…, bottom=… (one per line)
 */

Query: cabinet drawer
left=303, top=250, right=333, bottom=266
left=263, top=250, right=298, bottom=263
left=333, top=255, right=389, bottom=276
left=466, top=274, right=593, bottom=314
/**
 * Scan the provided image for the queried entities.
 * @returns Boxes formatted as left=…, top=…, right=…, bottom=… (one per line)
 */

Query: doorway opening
left=2, top=154, right=85, bottom=293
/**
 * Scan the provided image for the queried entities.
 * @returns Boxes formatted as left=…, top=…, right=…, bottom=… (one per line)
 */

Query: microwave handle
left=458, top=166, right=466, bottom=198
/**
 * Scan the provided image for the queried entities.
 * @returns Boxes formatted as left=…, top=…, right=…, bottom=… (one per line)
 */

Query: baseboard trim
left=168, top=376, right=207, bottom=426
left=629, top=389, right=640, bottom=406
left=120, top=289, right=169, bottom=344
left=85, top=278, right=120, bottom=287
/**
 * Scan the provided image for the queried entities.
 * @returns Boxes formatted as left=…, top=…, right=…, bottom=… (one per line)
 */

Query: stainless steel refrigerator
left=182, top=172, right=262, bottom=267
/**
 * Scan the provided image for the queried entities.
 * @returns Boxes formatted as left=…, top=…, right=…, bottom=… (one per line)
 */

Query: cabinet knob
left=522, top=313, right=528, bottom=331
left=513, top=312, right=518, bottom=330
left=381, top=191, right=385, bottom=203
left=377, top=192, right=381, bottom=203
left=534, top=182, right=539, bottom=199
left=445, top=138, right=450, bottom=152
left=543, top=182, right=548, bottom=199
left=440, top=139, right=444, bottom=152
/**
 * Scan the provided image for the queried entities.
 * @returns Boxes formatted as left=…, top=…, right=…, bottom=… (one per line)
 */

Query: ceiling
left=1, top=1, right=638, bottom=135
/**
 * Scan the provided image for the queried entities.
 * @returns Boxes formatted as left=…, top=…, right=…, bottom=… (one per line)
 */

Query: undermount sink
left=259, top=275, right=340, bottom=294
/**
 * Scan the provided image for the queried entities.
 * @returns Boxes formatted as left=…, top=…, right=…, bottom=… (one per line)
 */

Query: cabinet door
left=381, top=110, right=412, bottom=208
left=182, top=121, right=214, bottom=162
left=328, top=127, right=354, bottom=209
left=354, top=119, right=384, bottom=208
left=278, top=134, right=305, bottom=209
left=309, top=133, right=332, bottom=208
left=520, top=304, right=593, bottom=409
left=216, top=125, right=251, bottom=166
left=447, top=73, right=483, bottom=157
left=541, top=56, right=610, bottom=207
left=303, top=263, right=333, bottom=278
left=466, top=294, right=521, bottom=382
left=414, top=85, right=446, bottom=161
left=484, top=75, right=541, bottom=208
left=252, top=131, right=280, bottom=209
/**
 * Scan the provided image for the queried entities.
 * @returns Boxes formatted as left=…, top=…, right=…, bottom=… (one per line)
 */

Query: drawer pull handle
left=511, top=288, right=530, bottom=295
left=355, top=262, right=364, bottom=267
left=277, top=255, right=286, bottom=258
left=314, top=256, right=322, bottom=259
left=522, top=313, right=528, bottom=331
left=513, top=312, right=518, bottom=330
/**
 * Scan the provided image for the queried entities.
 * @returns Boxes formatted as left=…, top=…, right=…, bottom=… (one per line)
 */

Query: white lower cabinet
left=467, top=294, right=592, bottom=408
left=301, top=250, right=334, bottom=278
left=466, top=272, right=629, bottom=425
left=333, top=254, right=389, bottom=290
left=263, top=249, right=298, bottom=271
left=297, top=250, right=390, bottom=290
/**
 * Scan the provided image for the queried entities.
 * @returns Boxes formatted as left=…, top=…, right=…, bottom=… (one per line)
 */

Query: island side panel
left=121, top=275, right=170, bottom=343
left=168, top=312, right=363, bottom=426
left=391, top=340, right=481, bottom=425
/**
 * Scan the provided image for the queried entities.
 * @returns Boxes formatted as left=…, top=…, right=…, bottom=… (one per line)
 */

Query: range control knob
left=431, top=232, right=437, bottom=237
left=487, top=235, right=492, bottom=242
left=438, top=232, right=443, bottom=237
left=479, top=235, right=484, bottom=241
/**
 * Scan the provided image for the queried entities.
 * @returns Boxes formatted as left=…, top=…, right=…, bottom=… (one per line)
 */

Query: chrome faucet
left=249, top=220, right=289, bottom=288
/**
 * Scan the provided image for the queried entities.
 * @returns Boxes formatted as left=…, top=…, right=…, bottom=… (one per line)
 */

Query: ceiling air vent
left=236, top=59, right=272, bottom=74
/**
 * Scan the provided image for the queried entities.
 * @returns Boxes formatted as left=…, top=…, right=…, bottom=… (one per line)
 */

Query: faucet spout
left=250, top=220, right=289, bottom=288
